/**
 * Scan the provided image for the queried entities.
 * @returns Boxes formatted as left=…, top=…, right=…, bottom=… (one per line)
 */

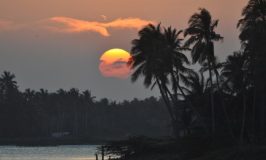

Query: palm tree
left=238, top=0, right=266, bottom=139
left=24, top=89, right=36, bottom=102
left=221, top=52, right=249, bottom=143
left=82, top=90, right=96, bottom=105
left=67, top=88, right=81, bottom=135
left=0, top=71, right=19, bottom=102
left=181, top=71, right=206, bottom=104
left=82, top=90, right=96, bottom=131
left=163, top=26, right=191, bottom=104
left=129, top=23, right=175, bottom=135
left=221, top=52, right=247, bottom=95
left=180, top=71, right=208, bottom=132
left=164, top=26, right=206, bottom=135
left=200, top=57, right=223, bottom=90
left=184, top=8, right=223, bottom=134
left=0, top=71, right=18, bottom=91
left=129, top=24, right=190, bottom=136
left=238, top=0, right=266, bottom=45
left=238, top=0, right=266, bottom=80
left=200, top=56, right=238, bottom=138
left=0, top=71, right=21, bottom=137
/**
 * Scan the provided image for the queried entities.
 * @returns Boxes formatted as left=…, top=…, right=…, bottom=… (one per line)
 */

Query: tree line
left=129, top=0, right=266, bottom=144
left=0, top=71, right=170, bottom=140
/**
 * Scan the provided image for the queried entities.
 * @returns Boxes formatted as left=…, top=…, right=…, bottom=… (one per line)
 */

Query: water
left=0, top=145, right=98, bottom=160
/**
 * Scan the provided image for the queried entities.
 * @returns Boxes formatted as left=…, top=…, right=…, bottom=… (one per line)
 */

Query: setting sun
left=99, top=48, right=131, bottom=79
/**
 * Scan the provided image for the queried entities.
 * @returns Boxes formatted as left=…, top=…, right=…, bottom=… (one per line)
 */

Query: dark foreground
left=100, top=137, right=266, bottom=160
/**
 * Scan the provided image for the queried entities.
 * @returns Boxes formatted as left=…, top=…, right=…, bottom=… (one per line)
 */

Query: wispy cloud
left=99, top=60, right=130, bottom=79
left=0, top=17, right=155, bottom=37
left=48, top=17, right=155, bottom=37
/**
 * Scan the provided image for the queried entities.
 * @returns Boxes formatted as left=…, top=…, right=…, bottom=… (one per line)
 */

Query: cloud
left=48, top=17, right=155, bottom=37
left=99, top=59, right=131, bottom=79
left=0, top=17, right=155, bottom=37
left=48, top=17, right=110, bottom=36
left=103, top=18, right=154, bottom=30
left=112, top=60, right=127, bottom=69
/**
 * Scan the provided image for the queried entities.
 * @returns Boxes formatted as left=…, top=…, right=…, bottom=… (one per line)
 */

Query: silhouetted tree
left=129, top=24, right=177, bottom=136
left=238, top=0, right=266, bottom=140
left=0, top=71, right=22, bottom=137
left=184, top=8, right=223, bottom=134
left=129, top=24, right=193, bottom=137
left=221, top=51, right=251, bottom=143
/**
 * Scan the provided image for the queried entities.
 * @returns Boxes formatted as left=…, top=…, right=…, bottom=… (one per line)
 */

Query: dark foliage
left=0, top=72, right=170, bottom=141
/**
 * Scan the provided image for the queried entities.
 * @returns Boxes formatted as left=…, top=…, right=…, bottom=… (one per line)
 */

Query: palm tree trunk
left=156, top=78, right=178, bottom=137
left=251, top=74, right=258, bottom=143
left=208, top=59, right=215, bottom=134
left=163, top=77, right=188, bottom=134
left=157, top=79, right=175, bottom=121
left=249, top=52, right=257, bottom=143
left=215, top=71, right=235, bottom=140
left=170, top=72, right=179, bottom=105
left=175, top=84, right=208, bottom=134
left=240, top=89, right=247, bottom=144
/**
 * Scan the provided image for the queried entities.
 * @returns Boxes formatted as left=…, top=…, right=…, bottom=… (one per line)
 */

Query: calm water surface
left=0, top=145, right=98, bottom=160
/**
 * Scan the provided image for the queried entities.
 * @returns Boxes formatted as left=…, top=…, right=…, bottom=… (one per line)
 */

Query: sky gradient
left=0, top=0, right=247, bottom=101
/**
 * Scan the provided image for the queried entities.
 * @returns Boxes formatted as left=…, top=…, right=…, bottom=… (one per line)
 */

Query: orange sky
left=0, top=0, right=248, bottom=101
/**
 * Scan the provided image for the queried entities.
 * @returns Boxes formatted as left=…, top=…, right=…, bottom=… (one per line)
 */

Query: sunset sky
left=0, top=0, right=247, bottom=101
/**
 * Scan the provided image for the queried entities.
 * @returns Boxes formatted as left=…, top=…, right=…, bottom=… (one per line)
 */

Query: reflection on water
left=0, top=145, right=98, bottom=160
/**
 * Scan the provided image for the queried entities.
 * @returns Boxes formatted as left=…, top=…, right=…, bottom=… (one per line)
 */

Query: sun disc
left=99, top=48, right=131, bottom=79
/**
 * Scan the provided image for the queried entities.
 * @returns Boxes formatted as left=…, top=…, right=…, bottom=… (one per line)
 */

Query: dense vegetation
left=0, top=73, right=170, bottom=142
left=128, top=0, right=266, bottom=144
left=101, top=0, right=266, bottom=159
